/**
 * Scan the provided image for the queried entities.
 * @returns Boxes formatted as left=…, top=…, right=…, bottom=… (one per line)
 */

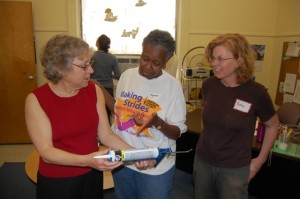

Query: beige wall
left=177, top=0, right=300, bottom=104
left=4, top=0, right=300, bottom=104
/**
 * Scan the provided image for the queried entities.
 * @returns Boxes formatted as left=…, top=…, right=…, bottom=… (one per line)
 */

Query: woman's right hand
left=88, top=149, right=123, bottom=171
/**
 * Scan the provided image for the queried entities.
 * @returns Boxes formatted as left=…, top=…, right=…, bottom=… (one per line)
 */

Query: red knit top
left=32, top=82, right=99, bottom=177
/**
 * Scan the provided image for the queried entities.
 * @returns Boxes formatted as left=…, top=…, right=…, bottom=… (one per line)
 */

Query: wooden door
left=0, top=2, right=37, bottom=143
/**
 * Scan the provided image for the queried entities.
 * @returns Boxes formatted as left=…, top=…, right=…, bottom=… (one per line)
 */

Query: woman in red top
left=25, top=35, right=153, bottom=199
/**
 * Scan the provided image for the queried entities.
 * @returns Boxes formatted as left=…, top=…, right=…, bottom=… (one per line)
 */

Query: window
left=81, top=0, right=176, bottom=54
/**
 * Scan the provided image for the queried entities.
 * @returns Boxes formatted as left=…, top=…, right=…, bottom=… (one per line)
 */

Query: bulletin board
left=275, top=42, right=300, bottom=105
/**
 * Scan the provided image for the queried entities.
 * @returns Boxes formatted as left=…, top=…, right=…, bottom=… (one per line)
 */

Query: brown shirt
left=196, top=76, right=275, bottom=168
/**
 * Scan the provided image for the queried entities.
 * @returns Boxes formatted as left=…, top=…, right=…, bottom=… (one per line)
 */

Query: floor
left=0, top=144, right=35, bottom=167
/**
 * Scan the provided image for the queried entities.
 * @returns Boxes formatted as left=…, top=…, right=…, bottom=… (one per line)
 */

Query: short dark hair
left=96, top=34, right=111, bottom=53
left=142, top=29, right=175, bottom=60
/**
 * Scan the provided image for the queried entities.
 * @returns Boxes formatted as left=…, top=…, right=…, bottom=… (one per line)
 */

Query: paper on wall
left=254, top=60, right=263, bottom=72
left=283, top=93, right=294, bottom=103
left=293, top=80, right=300, bottom=104
left=283, top=73, right=297, bottom=93
left=285, top=42, right=300, bottom=57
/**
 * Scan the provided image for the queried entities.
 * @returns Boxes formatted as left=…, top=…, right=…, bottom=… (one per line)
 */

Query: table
left=25, top=147, right=114, bottom=190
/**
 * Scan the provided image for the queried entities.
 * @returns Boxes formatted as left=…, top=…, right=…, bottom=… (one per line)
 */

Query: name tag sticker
left=233, top=99, right=251, bottom=113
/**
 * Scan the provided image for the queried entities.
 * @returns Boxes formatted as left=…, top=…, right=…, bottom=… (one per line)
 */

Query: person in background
left=193, top=33, right=279, bottom=199
left=91, top=34, right=121, bottom=121
left=111, top=29, right=187, bottom=199
left=25, top=34, right=153, bottom=199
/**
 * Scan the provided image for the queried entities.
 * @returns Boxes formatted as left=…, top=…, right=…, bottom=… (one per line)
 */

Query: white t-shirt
left=111, top=67, right=187, bottom=175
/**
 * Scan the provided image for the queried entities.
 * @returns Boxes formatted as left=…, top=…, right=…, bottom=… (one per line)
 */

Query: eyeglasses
left=208, top=57, right=234, bottom=64
left=72, top=60, right=94, bottom=70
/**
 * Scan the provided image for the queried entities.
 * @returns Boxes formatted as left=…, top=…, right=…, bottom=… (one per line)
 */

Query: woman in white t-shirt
left=112, top=29, right=187, bottom=199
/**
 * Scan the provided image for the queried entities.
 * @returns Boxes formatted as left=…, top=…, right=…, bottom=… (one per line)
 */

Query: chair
left=277, top=102, right=300, bottom=125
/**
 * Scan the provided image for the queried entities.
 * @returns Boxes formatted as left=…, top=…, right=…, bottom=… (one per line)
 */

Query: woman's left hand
left=135, top=159, right=157, bottom=170
left=249, top=157, right=264, bottom=181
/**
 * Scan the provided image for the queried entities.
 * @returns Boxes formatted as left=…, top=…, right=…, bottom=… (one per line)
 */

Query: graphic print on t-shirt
left=114, top=91, right=161, bottom=138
